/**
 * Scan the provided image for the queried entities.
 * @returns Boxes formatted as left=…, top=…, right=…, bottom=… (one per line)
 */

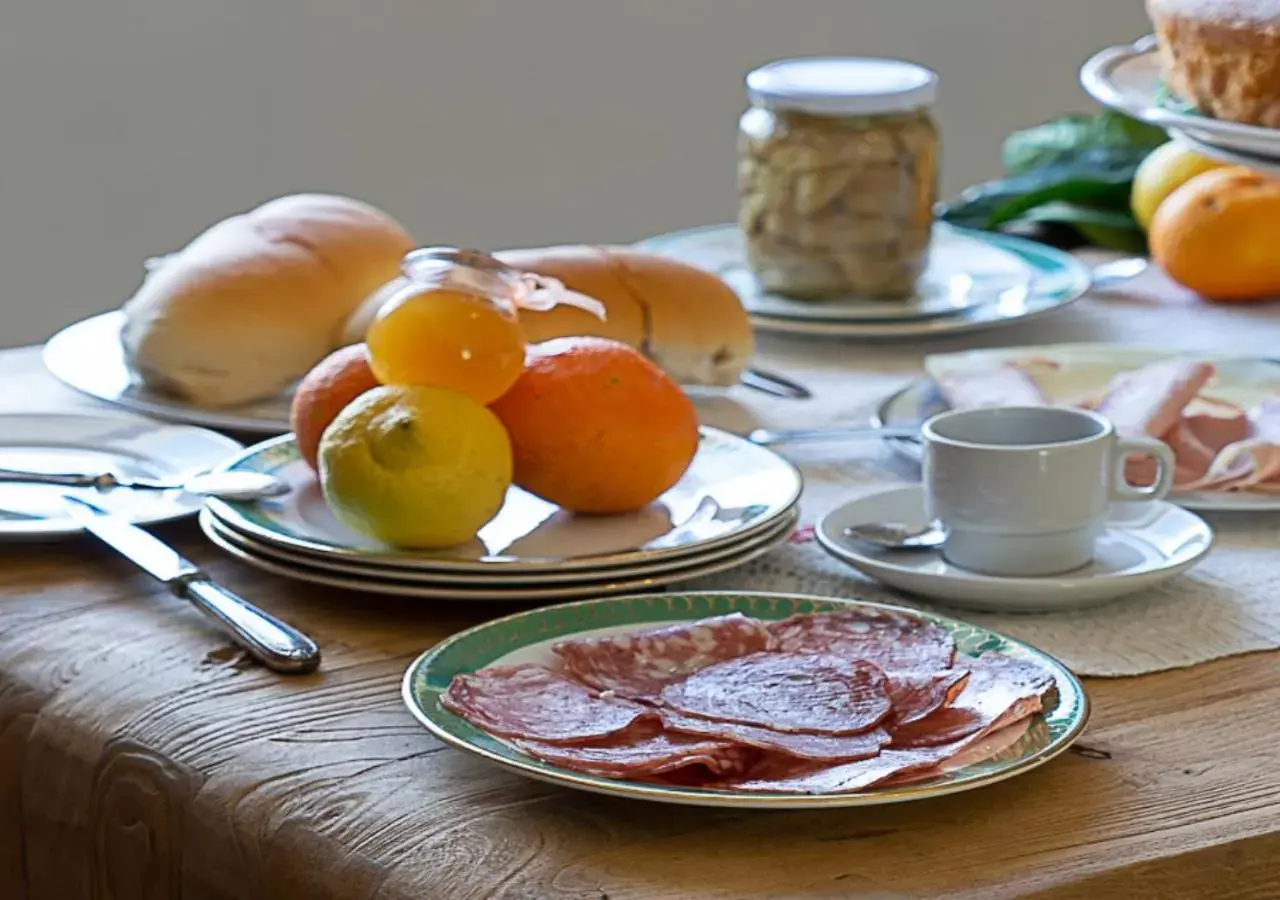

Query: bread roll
left=121, top=193, right=413, bottom=407
left=1148, top=0, right=1280, bottom=128
left=495, top=245, right=754, bottom=386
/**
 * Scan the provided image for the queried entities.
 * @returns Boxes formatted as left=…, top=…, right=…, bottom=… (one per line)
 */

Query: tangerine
left=489, top=337, right=700, bottom=514
left=366, top=284, right=526, bottom=404
left=1149, top=167, right=1280, bottom=302
left=290, top=343, right=380, bottom=472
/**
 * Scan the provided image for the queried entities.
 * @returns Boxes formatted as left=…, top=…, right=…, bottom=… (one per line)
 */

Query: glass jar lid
left=745, top=57, right=938, bottom=116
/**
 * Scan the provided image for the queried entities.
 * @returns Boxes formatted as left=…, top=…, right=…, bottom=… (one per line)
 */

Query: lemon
left=1132, top=141, right=1225, bottom=231
left=318, top=385, right=512, bottom=548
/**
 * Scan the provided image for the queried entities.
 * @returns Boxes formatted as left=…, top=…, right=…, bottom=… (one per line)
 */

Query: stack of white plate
left=1081, top=35, right=1280, bottom=178
left=636, top=223, right=1093, bottom=340
left=200, top=427, right=803, bottom=601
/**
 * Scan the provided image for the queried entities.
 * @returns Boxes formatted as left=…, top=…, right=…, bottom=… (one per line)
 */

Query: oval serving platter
left=872, top=344, right=1280, bottom=513
left=401, top=591, right=1089, bottom=809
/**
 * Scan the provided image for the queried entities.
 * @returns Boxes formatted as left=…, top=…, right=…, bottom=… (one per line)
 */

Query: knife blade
left=61, top=495, right=320, bottom=674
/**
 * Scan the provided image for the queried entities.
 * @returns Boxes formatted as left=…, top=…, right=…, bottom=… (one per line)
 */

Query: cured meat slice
left=1184, top=407, right=1251, bottom=452
left=874, top=718, right=1033, bottom=788
left=886, top=668, right=970, bottom=726
left=512, top=729, right=751, bottom=780
left=936, top=364, right=1048, bottom=411
left=1180, top=439, right=1280, bottom=492
left=768, top=609, right=955, bottom=674
left=1094, top=359, right=1215, bottom=439
left=441, top=664, right=653, bottom=744
left=890, top=652, right=1056, bottom=749
left=659, top=709, right=890, bottom=762
left=551, top=613, right=774, bottom=701
left=718, top=670, right=1049, bottom=794
left=660, top=652, right=891, bottom=735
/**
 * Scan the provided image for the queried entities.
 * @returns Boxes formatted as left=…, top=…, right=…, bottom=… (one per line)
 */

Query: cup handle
left=1111, top=436, right=1176, bottom=501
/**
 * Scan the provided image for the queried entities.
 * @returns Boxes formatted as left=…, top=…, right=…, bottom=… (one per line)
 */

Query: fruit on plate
left=1130, top=141, right=1224, bottom=231
left=290, top=344, right=380, bottom=472
left=1150, top=167, right=1280, bottom=302
left=365, top=281, right=526, bottom=406
left=318, top=385, right=512, bottom=548
left=490, top=337, right=700, bottom=515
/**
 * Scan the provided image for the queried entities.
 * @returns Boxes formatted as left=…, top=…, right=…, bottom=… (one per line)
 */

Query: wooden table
left=4, top=265, right=1280, bottom=898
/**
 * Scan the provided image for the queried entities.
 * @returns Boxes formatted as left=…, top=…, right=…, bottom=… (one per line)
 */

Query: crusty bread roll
left=121, top=193, right=412, bottom=407
left=496, top=245, right=754, bottom=386
left=1148, top=0, right=1280, bottom=127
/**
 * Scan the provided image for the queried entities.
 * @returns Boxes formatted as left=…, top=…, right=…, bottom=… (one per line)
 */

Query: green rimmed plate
left=401, top=591, right=1089, bottom=809
left=636, top=224, right=1092, bottom=339
left=204, top=428, right=802, bottom=573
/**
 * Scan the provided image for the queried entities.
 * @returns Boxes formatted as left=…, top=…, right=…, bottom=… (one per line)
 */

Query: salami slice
left=887, top=668, right=970, bottom=725
left=441, top=664, right=653, bottom=744
left=890, top=652, right=1056, bottom=748
left=660, top=652, right=891, bottom=735
left=552, top=613, right=775, bottom=701
left=512, top=729, right=751, bottom=780
left=876, top=718, right=1033, bottom=788
left=660, top=709, right=890, bottom=762
left=720, top=687, right=1046, bottom=794
left=768, top=609, right=955, bottom=674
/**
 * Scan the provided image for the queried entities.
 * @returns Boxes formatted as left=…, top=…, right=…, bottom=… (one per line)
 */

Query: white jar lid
left=745, top=57, right=938, bottom=116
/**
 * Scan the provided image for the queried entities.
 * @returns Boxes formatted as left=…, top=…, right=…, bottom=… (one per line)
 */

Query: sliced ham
left=937, top=364, right=1048, bottom=411
left=551, top=613, right=774, bottom=701
left=440, top=664, right=654, bottom=744
left=659, top=652, right=892, bottom=736
left=1249, top=397, right=1280, bottom=442
left=1094, top=359, right=1215, bottom=439
left=1179, top=438, right=1280, bottom=492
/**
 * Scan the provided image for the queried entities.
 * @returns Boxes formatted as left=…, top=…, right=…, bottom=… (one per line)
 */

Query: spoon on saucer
left=842, top=522, right=947, bottom=550
left=0, top=468, right=288, bottom=502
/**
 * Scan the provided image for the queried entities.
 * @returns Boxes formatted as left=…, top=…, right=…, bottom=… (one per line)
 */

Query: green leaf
left=1010, top=202, right=1148, bottom=253
left=938, top=145, right=1147, bottom=231
left=1001, top=110, right=1167, bottom=174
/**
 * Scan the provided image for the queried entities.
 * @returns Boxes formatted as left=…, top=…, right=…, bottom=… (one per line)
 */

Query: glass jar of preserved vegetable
left=738, top=57, right=940, bottom=299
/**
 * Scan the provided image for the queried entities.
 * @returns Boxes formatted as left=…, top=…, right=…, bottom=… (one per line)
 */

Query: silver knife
left=61, top=495, right=321, bottom=674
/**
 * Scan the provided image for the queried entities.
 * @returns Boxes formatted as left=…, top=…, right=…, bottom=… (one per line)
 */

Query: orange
left=366, top=285, right=526, bottom=405
left=290, top=343, right=380, bottom=472
left=489, top=337, right=700, bottom=514
left=1149, top=166, right=1280, bottom=302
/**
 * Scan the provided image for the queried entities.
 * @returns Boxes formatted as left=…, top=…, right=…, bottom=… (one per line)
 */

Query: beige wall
left=0, top=0, right=1150, bottom=347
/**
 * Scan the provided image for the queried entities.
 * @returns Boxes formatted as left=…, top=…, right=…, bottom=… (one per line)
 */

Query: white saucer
left=816, top=486, right=1214, bottom=612
left=0, top=412, right=244, bottom=538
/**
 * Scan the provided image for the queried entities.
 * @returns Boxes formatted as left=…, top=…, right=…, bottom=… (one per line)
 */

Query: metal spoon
left=747, top=425, right=921, bottom=447
left=0, top=468, right=288, bottom=502
left=842, top=521, right=947, bottom=550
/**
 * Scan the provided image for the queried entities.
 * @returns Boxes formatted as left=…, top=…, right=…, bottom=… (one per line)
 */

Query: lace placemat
left=686, top=369, right=1280, bottom=678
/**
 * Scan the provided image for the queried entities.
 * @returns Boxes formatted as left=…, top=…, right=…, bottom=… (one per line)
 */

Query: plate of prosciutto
left=873, top=344, right=1280, bottom=512
left=401, top=592, right=1088, bottom=808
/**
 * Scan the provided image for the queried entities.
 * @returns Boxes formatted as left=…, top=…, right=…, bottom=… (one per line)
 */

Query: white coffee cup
left=921, top=406, right=1176, bottom=577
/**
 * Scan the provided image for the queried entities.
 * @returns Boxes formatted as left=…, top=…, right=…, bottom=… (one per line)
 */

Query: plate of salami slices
left=401, top=592, right=1088, bottom=808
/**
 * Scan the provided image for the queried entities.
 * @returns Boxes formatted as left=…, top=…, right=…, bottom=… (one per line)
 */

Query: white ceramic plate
left=42, top=311, right=293, bottom=434
left=201, top=509, right=794, bottom=601
left=202, top=505, right=798, bottom=585
left=817, top=486, right=1214, bottom=612
left=0, top=412, right=243, bottom=538
left=873, top=343, right=1280, bottom=512
left=204, top=429, right=803, bottom=572
left=1080, top=35, right=1280, bottom=157
left=636, top=224, right=1093, bottom=338
left=1169, top=129, right=1280, bottom=179
left=401, top=591, right=1089, bottom=808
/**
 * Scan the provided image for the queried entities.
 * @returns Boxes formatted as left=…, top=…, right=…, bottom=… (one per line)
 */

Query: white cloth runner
left=685, top=363, right=1280, bottom=679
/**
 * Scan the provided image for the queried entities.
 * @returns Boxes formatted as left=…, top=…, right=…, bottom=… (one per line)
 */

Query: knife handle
left=178, top=578, right=321, bottom=674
